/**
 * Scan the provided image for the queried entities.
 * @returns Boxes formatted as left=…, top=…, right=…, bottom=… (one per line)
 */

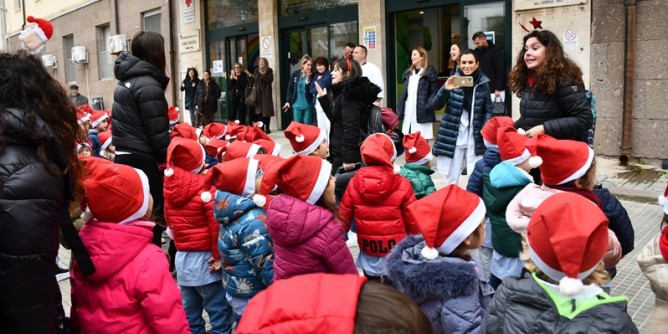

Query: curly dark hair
left=509, top=30, right=584, bottom=96
left=0, top=50, right=85, bottom=204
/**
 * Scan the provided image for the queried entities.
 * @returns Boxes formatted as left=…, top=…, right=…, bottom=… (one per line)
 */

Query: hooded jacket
left=466, top=146, right=501, bottom=197
left=386, top=235, right=494, bottom=334
left=339, top=165, right=419, bottom=257
left=267, top=194, right=358, bottom=281
left=213, top=191, right=274, bottom=298
left=399, top=163, right=437, bottom=199
left=397, top=65, right=439, bottom=123
left=70, top=220, right=189, bottom=334
left=637, top=233, right=668, bottom=307
left=163, top=167, right=219, bottom=258
left=112, top=53, right=170, bottom=163
left=593, top=187, right=635, bottom=256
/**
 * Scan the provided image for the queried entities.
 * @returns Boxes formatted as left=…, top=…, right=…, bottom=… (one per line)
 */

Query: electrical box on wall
left=41, top=54, right=57, bottom=68
left=72, top=46, right=88, bottom=64
left=109, top=34, right=127, bottom=53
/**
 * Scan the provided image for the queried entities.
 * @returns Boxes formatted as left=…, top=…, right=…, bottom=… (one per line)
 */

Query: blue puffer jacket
left=213, top=191, right=274, bottom=299
left=430, top=70, right=494, bottom=158
left=593, top=187, right=634, bottom=256
left=466, top=147, right=501, bottom=197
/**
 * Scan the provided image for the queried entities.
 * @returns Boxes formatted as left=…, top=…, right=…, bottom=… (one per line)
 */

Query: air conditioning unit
left=41, top=54, right=57, bottom=68
left=109, top=34, right=127, bottom=54
left=72, top=46, right=88, bottom=64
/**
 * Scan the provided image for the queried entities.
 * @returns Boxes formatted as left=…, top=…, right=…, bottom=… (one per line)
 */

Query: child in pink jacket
left=71, top=160, right=189, bottom=334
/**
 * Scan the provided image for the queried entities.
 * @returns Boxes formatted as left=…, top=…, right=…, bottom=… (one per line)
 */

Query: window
left=98, top=25, right=113, bottom=79
left=13, top=0, right=21, bottom=11
left=207, top=0, right=258, bottom=29
left=144, top=9, right=161, bottom=33
left=280, top=0, right=357, bottom=16
left=63, top=35, right=76, bottom=83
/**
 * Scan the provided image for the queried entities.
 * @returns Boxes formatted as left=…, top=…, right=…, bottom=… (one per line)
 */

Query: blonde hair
left=300, top=55, right=312, bottom=75
left=409, top=47, right=429, bottom=73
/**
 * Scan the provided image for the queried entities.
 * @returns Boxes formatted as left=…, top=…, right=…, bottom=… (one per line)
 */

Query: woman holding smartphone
left=430, top=49, right=493, bottom=185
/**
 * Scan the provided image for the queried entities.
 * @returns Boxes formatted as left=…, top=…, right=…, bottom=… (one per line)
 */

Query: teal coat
left=400, top=164, right=436, bottom=199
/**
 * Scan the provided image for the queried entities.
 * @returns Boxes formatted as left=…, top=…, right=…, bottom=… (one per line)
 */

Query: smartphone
left=452, top=76, right=474, bottom=87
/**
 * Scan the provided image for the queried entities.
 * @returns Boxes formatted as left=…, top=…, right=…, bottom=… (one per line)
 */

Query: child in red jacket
left=338, top=133, right=420, bottom=282
left=163, top=137, right=234, bottom=334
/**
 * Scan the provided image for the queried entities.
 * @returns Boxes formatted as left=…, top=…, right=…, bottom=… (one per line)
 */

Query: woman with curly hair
left=0, top=50, right=91, bottom=332
left=510, top=30, right=592, bottom=142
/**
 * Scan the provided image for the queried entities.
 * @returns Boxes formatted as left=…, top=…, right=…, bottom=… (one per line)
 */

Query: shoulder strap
left=61, top=203, right=96, bottom=277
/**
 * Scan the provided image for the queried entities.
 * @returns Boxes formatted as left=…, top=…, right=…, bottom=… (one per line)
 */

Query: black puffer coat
left=514, top=77, right=592, bottom=142
left=396, top=65, right=439, bottom=123
left=111, top=53, right=170, bottom=163
left=0, top=108, right=68, bottom=333
left=318, top=77, right=380, bottom=172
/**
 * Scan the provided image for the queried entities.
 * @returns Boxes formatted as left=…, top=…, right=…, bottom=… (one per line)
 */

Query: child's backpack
left=366, top=105, right=404, bottom=156
left=585, top=90, right=597, bottom=148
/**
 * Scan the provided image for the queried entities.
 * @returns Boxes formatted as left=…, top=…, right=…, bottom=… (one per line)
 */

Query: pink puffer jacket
left=267, top=194, right=358, bottom=281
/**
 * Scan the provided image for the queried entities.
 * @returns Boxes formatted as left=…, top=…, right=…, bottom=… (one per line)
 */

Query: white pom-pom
left=200, top=191, right=212, bottom=203
left=659, top=194, right=666, bottom=206
left=408, top=147, right=417, bottom=154
left=559, top=276, right=584, bottom=297
left=256, top=121, right=264, bottom=128
left=421, top=246, right=439, bottom=260
left=175, top=107, right=180, bottom=111
left=225, top=135, right=232, bottom=141
left=234, top=120, right=240, bottom=124
left=81, top=207, right=94, bottom=222
left=528, top=156, right=543, bottom=168
left=164, top=168, right=174, bottom=177
left=252, top=194, right=267, bottom=207
left=517, top=128, right=527, bottom=135
left=393, top=165, right=401, bottom=174
left=296, top=134, right=305, bottom=143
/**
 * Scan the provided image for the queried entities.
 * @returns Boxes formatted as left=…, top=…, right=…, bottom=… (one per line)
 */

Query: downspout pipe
left=620, top=0, right=636, bottom=164
left=168, top=0, right=178, bottom=107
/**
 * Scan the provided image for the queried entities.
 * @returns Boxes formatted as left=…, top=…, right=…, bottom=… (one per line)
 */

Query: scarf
left=462, top=69, right=481, bottom=112
left=550, top=185, right=604, bottom=209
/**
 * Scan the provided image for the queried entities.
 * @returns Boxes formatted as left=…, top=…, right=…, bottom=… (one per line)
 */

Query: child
left=237, top=122, right=271, bottom=142
left=386, top=184, right=494, bottom=334
left=221, top=140, right=264, bottom=161
left=76, top=141, right=93, bottom=157
left=339, top=133, right=419, bottom=282
left=88, top=110, right=109, bottom=156
left=77, top=106, right=92, bottom=134
left=482, top=126, right=542, bottom=288
left=171, top=122, right=198, bottom=140
left=636, top=184, right=668, bottom=319
left=484, top=193, right=638, bottom=333
left=236, top=273, right=431, bottom=334
left=98, top=130, right=114, bottom=161
left=204, top=137, right=228, bottom=169
left=284, top=121, right=329, bottom=159
left=400, top=131, right=436, bottom=199
left=200, top=158, right=274, bottom=321
left=263, top=155, right=357, bottom=280
left=71, top=162, right=189, bottom=333
left=163, top=137, right=233, bottom=334
left=203, top=122, right=227, bottom=141
left=168, top=105, right=180, bottom=130
left=254, top=138, right=281, bottom=156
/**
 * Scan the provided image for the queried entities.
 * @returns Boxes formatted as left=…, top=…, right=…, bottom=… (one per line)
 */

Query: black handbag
left=244, top=81, right=259, bottom=108
left=334, top=162, right=364, bottom=203
left=492, top=96, right=506, bottom=116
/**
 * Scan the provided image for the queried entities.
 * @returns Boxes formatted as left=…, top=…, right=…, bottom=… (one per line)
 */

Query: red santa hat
left=19, top=16, right=53, bottom=54
left=659, top=183, right=668, bottom=215
left=262, top=155, right=332, bottom=205
left=222, top=140, right=262, bottom=162
left=527, top=192, right=609, bottom=297
left=203, top=122, right=227, bottom=140
left=402, top=131, right=433, bottom=165
left=284, top=122, right=326, bottom=156
left=170, top=123, right=198, bottom=140
left=361, top=133, right=400, bottom=173
left=90, top=110, right=109, bottom=128
left=496, top=126, right=542, bottom=168
left=254, top=139, right=281, bottom=156
left=75, top=141, right=92, bottom=154
left=480, top=116, right=514, bottom=148
left=27, top=16, right=53, bottom=40
left=200, top=157, right=265, bottom=207
left=204, top=137, right=228, bottom=161
left=534, top=135, right=595, bottom=185
left=225, top=120, right=243, bottom=141
left=168, top=106, right=180, bottom=125
left=98, top=130, right=112, bottom=152
left=239, top=123, right=271, bottom=142
left=409, top=185, right=486, bottom=260
left=76, top=109, right=91, bottom=125
left=82, top=162, right=151, bottom=225
left=164, top=137, right=206, bottom=175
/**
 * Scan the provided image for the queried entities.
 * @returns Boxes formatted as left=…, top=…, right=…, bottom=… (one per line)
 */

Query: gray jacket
left=386, top=235, right=494, bottom=334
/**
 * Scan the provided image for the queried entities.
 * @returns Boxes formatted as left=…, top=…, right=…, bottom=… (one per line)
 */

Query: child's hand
left=208, top=257, right=221, bottom=272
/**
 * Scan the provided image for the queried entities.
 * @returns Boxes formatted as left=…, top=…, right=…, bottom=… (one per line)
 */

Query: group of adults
left=180, top=58, right=275, bottom=132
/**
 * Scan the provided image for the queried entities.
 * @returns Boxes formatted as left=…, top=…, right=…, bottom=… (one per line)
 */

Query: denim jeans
left=181, top=281, right=233, bottom=334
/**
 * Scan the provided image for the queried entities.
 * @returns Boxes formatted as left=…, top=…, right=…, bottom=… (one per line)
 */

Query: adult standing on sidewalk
left=112, top=31, right=171, bottom=246
left=254, top=57, right=275, bottom=133
left=228, top=63, right=250, bottom=124
left=283, top=55, right=314, bottom=125
left=195, top=70, right=222, bottom=127
left=472, top=31, right=505, bottom=100
left=397, top=46, right=438, bottom=140
left=180, top=68, right=199, bottom=126
left=353, top=45, right=384, bottom=104
left=69, top=84, right=89, bottom=107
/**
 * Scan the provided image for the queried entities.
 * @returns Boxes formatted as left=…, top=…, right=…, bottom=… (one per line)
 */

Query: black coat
left=396, top=65, right=439, bottom=123
left=180, top=76, right=199, bottom=104
left=514, top=77, right=592, bottom=142
left=475, top=41, right=504, bottom=92
left=0, top=108, right=69, bottom=333
left=229, top=71, right=249, bottom=101
left=111, top=53, right=170, bottom=163
left=195, top=79, right=222, bottom=114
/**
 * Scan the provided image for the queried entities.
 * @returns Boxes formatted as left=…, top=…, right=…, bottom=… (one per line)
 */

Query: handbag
left=492, top=96, right=506, bottom=116
left=244, top=81, right=259, bottom=108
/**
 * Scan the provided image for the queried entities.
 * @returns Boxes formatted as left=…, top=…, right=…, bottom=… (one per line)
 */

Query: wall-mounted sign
left=363, top=26, right=377, bottom=50
left=260, top=36, right=273, bottom=60
left=179, top=30, right=200, bottom=53
left=183, top=0, right=195, bottom=24
left=515, top=0, right=586, bottom=11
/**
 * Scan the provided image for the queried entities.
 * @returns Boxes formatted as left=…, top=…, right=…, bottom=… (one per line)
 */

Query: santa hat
left=496, top=126, right=542, bottom=168
left=239, top=123, right=271, bottom=142
left=200, top=157, right=265, bottom=207
left=170, top=123, right=198, bottom=140
left=90, top=110, right=109, bottom=128
left=660, top=183, right=668, bottom=215
left=168, top=106, right=180, bottom=125
left=361, top=133, right=400, bottom=173
left=402, top=131, right=433, bottom=165
left=204, top=137, right=228, bottom=161
left=222, top=140, right=262, bottom=162
left=284, top=122, right=326, bottom=156
left=534, top=135, right=594, bottom=185
left=82, top=163, right=151, bottom=225
left=27, top=16, right=53, bottom=40
left=203, top=122, right=227, bottom=140
left=255, top=155, right=285, bottom=193
left=76, top=141, right=92, bottom=153
left=76, top=109, right=91, bottom=125
left=225, top=120, right=243, bottom=141
left=19, top=16, right=53, bottom=54
left=254, top=139, right=281, bottom=156
left=527, top=192, right=609, bottom=297
left=262, top=155, right=332, bottom=205
left=409, top=185, right=486, bottom=260
left=480, top=116, right=514, bottom=148
left=164, top=137, right=206, bottom=175
left=98, top=131, right=112, bottom=152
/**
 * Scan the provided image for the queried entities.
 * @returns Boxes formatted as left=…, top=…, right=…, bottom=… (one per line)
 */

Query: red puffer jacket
left=338, top=166, right=419, bottom=257
left=163, top=167, right=219, bottom=258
